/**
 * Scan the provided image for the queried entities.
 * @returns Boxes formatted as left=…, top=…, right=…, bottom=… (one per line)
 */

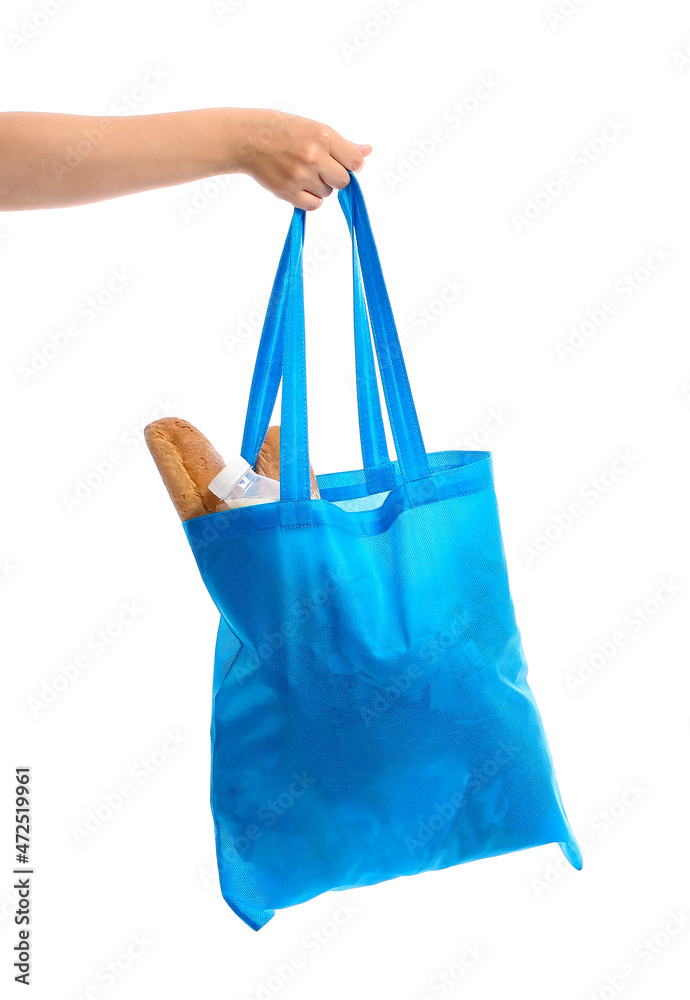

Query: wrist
left=218, top=108, right=284, bottom=176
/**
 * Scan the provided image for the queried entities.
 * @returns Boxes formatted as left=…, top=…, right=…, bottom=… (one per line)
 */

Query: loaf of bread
left=145, top=419, right=319, bottom=521
left=255, top=425, right=321, bottom=501
left=144, top=418, right=226, bottom=521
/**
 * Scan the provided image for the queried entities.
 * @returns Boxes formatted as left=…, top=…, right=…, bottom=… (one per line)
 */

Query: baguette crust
left=145, top=420, right=320, bottom=520
left=144, top=418, right=226, bottom=521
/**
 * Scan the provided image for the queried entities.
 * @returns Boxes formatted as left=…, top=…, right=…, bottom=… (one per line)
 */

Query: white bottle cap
left=208, top=456, right=252, bottom=500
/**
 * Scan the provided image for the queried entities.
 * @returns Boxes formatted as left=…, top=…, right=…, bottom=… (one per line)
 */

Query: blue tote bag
left=184, top=174, right=582, bottom=930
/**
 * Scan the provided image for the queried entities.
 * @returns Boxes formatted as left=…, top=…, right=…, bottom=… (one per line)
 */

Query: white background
left=2, top=0, right=690, bottom=997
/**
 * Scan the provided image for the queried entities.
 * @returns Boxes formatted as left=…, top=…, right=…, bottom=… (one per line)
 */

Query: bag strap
left=342, top=198, right=395, bottom=491
left=279, top=208, right=310, bottom=501
left=240, top=226, right=291, bottom=468
left=240, top=195, right=394, bottom=491
left=338, top=175, right=429, bottom=489
left=350, top=231, right=394, bottom=486
left=242, top=173, right=429, bottom=501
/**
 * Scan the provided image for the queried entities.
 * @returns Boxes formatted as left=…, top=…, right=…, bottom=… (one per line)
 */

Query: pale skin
left=0, top=108, right=372, bottom=212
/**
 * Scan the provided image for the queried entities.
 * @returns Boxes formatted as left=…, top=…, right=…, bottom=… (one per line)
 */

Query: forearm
left=0, top=109, right=240, bottom=210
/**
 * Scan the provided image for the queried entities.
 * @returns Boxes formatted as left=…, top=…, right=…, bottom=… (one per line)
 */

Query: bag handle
left=348, top=226, right=395, bottom=487
left=240, top=187, right=394, bottom=491
left=240, top=223, right=292, bottom=468
left=243, top=173, right=429, bottom=501
left=336, top=176, right=429, bottom=489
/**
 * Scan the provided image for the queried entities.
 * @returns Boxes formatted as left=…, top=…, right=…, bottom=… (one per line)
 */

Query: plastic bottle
left=208, top=456, right=280, bottom=509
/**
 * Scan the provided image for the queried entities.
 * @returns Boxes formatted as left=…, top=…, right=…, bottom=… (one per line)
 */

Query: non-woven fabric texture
left=183, top=174, right=582, bottom=930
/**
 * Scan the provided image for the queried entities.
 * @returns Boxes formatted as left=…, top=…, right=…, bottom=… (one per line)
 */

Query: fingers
left=319, top=142, right=373, bottom=192
left=304, top=176, right=334, bottom=199
left=319, top=159, right=351, bottom=192
left=329, top=132, right=369, bottom=174
left=322, top=138, right=372, bottom=194
left=292, top=190, right=323, bottom=211
left=351, top=143, right=373, bottom=162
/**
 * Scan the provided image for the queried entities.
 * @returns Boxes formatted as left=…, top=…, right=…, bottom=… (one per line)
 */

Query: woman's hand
left=226, top=108, right=372, bottom=210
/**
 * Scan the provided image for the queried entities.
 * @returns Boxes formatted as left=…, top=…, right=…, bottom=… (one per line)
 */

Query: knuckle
left=302, top=142, right=323, bottom=166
